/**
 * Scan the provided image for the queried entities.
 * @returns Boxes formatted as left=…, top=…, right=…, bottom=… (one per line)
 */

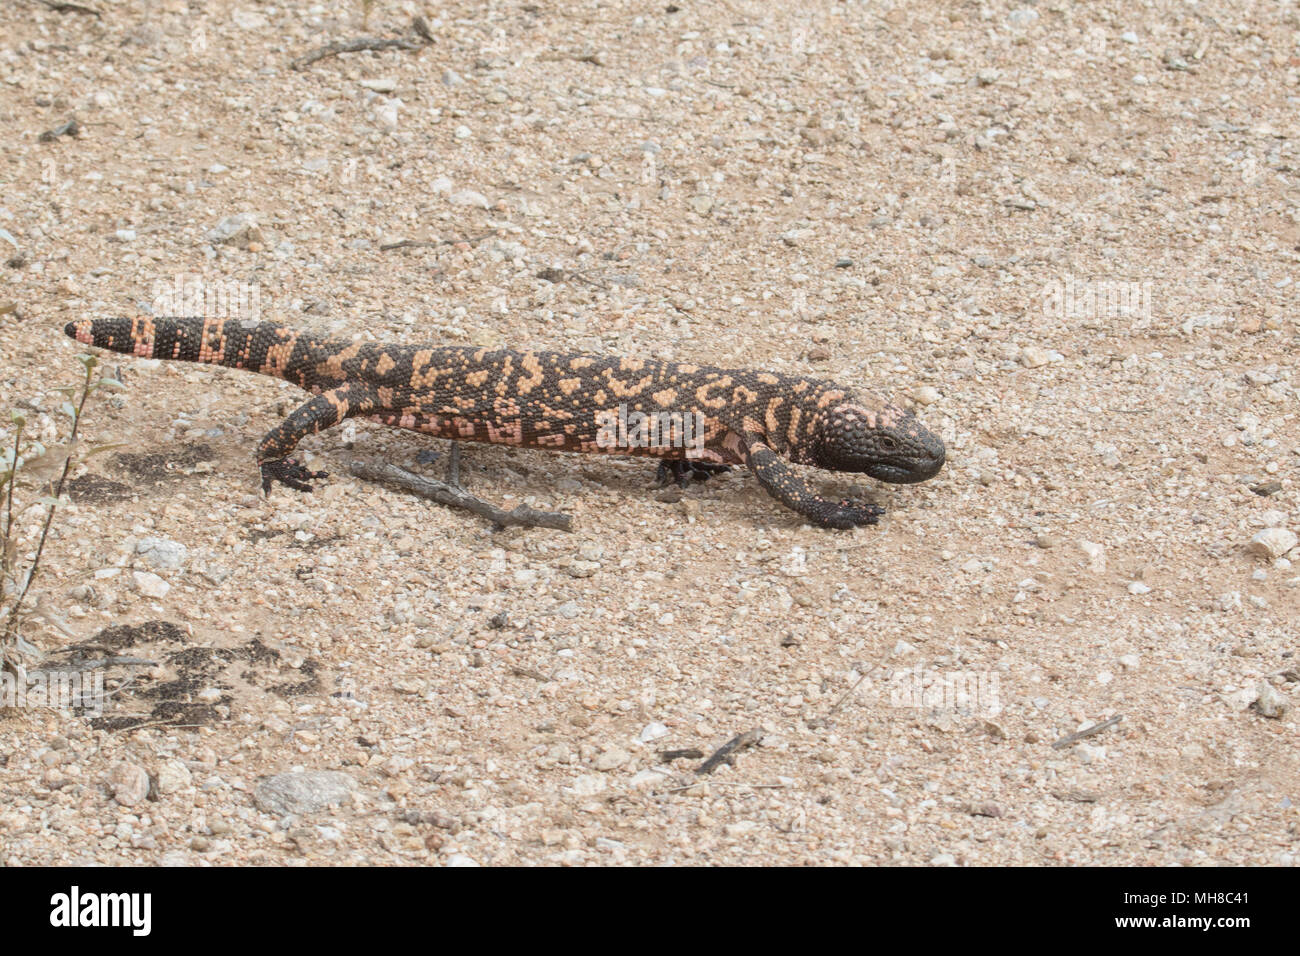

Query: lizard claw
left=260, top=457, right=329, bottom=494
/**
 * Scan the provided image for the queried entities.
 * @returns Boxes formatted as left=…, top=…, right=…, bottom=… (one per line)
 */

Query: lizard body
left=65, top=317, right=944, bottom=528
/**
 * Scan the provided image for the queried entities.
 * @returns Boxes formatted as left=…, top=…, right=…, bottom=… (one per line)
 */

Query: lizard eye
left=879, top=435, right=898, bottom=451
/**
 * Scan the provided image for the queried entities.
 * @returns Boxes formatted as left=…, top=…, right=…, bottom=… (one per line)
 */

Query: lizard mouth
left=866, top=447, right=945, bottom=484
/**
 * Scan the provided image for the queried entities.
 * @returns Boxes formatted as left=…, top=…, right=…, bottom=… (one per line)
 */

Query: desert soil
left=0, top=0, right=1297, bottom=866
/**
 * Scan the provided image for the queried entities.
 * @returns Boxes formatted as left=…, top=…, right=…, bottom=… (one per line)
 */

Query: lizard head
left=811, top=401, right=945, bottom=484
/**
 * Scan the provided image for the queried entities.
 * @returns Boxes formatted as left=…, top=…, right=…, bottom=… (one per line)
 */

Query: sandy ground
left=0, top=0, right=1297, bottom=866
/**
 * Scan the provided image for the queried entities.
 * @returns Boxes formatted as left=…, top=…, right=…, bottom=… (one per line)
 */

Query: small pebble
left=254, top=771, right=357, bottom=815
left=107, top=763, right=150, bottom=807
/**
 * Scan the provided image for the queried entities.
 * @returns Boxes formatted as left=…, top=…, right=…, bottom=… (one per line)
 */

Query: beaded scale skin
left=66, top=316, right=945, bottom=528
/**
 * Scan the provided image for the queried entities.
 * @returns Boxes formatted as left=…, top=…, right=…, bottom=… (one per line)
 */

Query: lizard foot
left=809, top=500, right=885, bottom=530
left=260, top=457, right=329, bottom=494
left=653, top=459, right=732, bottom=489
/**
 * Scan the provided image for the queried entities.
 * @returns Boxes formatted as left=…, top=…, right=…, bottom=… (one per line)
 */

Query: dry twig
left=291, top=16, right=433, bottom=71
left=1051, top=714, right=1123, bottom=750
left=696, top=728, right=763, bottom=775
left=349, top=457, right=573, bottom=531
left=36, top=0, right=101, bottom=18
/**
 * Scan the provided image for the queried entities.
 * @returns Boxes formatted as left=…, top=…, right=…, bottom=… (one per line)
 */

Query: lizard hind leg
left=257, top=384, right=377, bottom=494
left=653, top=458, right=732, bottom=489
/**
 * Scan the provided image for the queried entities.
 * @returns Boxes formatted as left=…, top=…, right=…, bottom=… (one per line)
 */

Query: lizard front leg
left=743, top=436, right=883, bottom=529
left=258, top=384, right=377, bottom=493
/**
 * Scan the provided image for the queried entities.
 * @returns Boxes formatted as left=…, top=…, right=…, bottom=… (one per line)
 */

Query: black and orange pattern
left=65, top=317, right=945, bottom=528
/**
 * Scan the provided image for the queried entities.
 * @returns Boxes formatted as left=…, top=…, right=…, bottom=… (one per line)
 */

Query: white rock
left=136, top=537, right=188, bottom=570
left=232, top=9, right=268, bottom=29
left=912, top=385, right=941, bottom=405
left=630, top=769, right=668, bottom=789
left=132, top=571, right=170, bottom=599
left=254, top=771, right=357, bottom=815
left=108, top=762, right=151, bottom=806
left=1249, top=528, right=1297, bottom=560
left=1075, top=742, right=1106, bottom=764
left=1019, top=345, right=1053, bottom=368
left=449, top=189, right=489, bottom=208
left=374, top=99, right=400, bottom=129
left=594, top=748, right=629, bottom=771
left=638, top=722, right=669, bottom=743
left=1127, top=581, right=1150, bottom=595
left=444, top=853, right=480, bottom=867
left=567, top=774, right=606, bottom=796
left=1253, top=682, right=1289, bottom=719
left=206, top=213, right=264, bottom=248
left=359, top=78, right=397, bottom=93
left=155, top=759, right=193, bottom=795
left=1218, top=591, right=1243, bottom=612
left=567, top=560, right=600, bottom=578
left=1079, top=540, right=1106, bottom=573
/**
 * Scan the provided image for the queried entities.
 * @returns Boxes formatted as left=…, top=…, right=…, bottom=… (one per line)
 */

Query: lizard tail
left=64, top=317, right=320, bottom=383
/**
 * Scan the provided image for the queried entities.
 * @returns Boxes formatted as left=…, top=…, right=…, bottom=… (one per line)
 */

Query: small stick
left=665, top=780, right=787, bottom=793
left=36, top=0, right=102, bottom=17
left=380, top=232, right=495, bottom=252
left=349, top=459, right=574, bottom=531
left=696, top=728, right=762, bottom=775
left=109, top=719, right=203, bottom=735
left=1050, top=714, right=1123, bottom=750
left=509, top=665, right=550, bottom=682
left=534, top=267, right=609, bottom=290
left=658, top=748, right=704, bottom=762
left=291, top=17, right=433, bottom=71
left=826, top=673, right=868, bottom=717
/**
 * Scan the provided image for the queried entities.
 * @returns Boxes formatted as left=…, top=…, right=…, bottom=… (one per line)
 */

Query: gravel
left=0, top=0, right=1295, bottom=868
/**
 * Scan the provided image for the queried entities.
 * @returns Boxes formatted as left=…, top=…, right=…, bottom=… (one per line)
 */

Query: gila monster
left=64, top=317, right=945, bottom=529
